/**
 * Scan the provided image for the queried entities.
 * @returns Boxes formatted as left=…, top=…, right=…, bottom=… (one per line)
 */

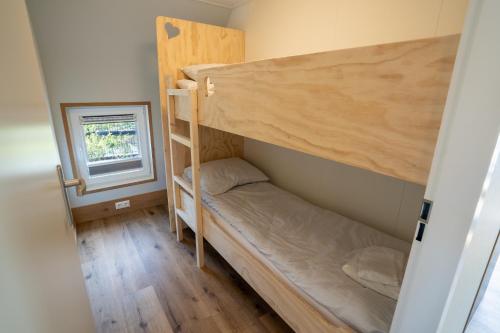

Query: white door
left=391, top=0, right=500, bottom=332
left=0, top=1, right=95, bottom=333
left=438, top=145, right=500, bottom=332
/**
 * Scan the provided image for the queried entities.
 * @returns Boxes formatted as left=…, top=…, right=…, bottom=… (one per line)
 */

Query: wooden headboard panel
left=156, top=17, right=245, bottom=225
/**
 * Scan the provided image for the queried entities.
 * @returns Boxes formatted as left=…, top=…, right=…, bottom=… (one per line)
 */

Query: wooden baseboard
left=72, top=190, right=168, bottom=224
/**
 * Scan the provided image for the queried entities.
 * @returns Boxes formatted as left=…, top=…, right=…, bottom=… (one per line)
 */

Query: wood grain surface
left=77, top=207, right=292, bottom=333
left=198, top=35, right=460, bottom=185
left=156, top=17, right=245, bottom=229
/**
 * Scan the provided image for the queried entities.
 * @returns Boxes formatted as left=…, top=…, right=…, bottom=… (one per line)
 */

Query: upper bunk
left=197, top=35, right=459, bottom=185
left=159, top=18, right=460, bottom=186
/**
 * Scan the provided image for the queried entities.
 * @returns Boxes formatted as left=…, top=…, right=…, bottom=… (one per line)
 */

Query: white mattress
left=201, top=182, right=410, bottom=333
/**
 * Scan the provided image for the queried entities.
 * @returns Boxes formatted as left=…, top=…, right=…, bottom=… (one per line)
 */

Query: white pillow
left=358, top=246, right=406, bottom=286
left=183, top=158, right=269, bottom=195
left=342, top=247, right=407, bottom=300
left=176, top=79, right=198, bottom=90
left=181, top=64, right=226, bottom=81
left=176, top=79, right=215, bottom=95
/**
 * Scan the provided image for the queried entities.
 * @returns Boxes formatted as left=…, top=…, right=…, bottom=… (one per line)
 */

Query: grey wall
left=245, top=139, right=424, bottom=241
left=26, top=0, right=231, bottom=207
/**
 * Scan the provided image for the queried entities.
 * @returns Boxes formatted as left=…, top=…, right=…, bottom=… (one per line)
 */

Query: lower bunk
left=178, top=159, right=410, bottom=333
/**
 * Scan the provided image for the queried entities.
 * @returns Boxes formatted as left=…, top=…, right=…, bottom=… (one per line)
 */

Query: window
left=62, top=102, right=155, bottom=193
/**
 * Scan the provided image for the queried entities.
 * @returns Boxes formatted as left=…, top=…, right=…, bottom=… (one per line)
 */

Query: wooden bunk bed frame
left=156, top=17, right=245, bottom=268
left=156, top=16, right=460, bottom=333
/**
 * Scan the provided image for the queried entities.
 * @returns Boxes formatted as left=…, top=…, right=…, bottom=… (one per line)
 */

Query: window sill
left=79, top=176, right=156, bottom=195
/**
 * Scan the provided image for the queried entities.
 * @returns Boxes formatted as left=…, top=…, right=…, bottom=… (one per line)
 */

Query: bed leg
left=176, top=216, right=184, bottom=242
left=195, top=233, right=205, bottom=268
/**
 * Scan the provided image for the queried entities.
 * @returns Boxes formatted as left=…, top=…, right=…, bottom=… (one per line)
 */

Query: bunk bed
left=156, top=17, right=460, bottom=333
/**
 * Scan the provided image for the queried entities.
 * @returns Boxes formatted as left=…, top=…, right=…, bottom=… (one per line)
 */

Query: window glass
left=82, top=116, right=140, bottom=162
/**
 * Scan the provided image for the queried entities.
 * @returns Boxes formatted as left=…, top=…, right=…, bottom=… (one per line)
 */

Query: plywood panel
left=199, top=126, right=244, bottom=163
left=157, top=17, right=245, bottom=77
left=156, top=17, right=245, bottom=227
left=198, top=34, right=460, bottom=185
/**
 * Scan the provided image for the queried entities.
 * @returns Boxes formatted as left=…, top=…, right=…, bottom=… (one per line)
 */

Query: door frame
left=391, top=0, right=500, bottom=332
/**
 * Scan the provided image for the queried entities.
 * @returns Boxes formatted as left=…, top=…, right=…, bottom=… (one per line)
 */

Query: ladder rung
left=176, top=209, right=195, bottom=231
left=174, top=175, right=193, bottom=195
left=171, top=133, right=191, bottom=147
left=167, top=88, right=190, bottom=96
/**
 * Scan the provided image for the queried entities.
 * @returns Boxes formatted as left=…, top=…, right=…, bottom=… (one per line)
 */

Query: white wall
left=0, top=0, right=94, bottom=331
left=229, top=0, right=468, bottom=60
left=228, top=0, right=469, bottom=241
left=26, top=0, right=231, bottom=207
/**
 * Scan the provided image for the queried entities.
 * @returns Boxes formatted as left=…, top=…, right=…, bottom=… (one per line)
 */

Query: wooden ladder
left=166, top=79, right=204, bottom=268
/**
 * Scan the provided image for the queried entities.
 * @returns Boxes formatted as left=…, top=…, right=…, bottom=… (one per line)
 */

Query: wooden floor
left=76, top=205, right=293, bottom=333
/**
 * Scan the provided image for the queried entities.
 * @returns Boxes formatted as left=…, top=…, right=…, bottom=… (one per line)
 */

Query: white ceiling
left=194, top=0, right=249, bottom=9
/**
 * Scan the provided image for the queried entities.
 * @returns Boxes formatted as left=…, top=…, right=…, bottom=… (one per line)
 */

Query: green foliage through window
left=83, top=121, right=140, bottom=162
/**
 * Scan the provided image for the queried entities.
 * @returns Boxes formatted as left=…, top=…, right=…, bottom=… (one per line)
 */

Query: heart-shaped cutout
left=165, top=22, right=180, bottom=39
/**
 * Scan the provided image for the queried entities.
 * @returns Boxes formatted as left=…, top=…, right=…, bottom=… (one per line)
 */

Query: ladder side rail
left=189, top=91, right=204, bottom=268
left=166, top=76, right=185, bottom=241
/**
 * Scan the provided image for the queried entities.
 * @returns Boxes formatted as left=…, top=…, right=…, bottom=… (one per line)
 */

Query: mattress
left=201, top=181, right=410, bottom=333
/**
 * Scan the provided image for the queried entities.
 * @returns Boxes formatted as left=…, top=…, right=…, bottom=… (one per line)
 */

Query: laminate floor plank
left=259, top=313, right=294, bottom=333
left=101, top=216, right=150, bottom=295
left=77, top=205, right=292, bottom=333
left=125, top=211, right=218, bottom=329
left=81, top=259, right=131, bottom=333
left=139, top=208, right=269, bottom=332
left=123, top=285, right=173, bottom=333
left=77, top=219, right=106, bottom=264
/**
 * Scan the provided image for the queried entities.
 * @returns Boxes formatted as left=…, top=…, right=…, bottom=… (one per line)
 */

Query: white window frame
left=63, top=103, right=155, bottom=193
